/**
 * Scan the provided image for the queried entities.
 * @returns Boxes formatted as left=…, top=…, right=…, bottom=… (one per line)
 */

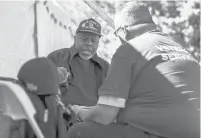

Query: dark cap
left=76, top=18, right=102, bottom=36
left=17, top=57, right=59, bottom=95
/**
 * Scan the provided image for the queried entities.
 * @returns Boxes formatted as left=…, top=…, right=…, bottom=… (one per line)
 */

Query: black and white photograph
left=0, top=0, right=200, bottom=138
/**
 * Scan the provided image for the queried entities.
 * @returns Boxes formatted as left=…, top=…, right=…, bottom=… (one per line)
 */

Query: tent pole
left=33, top=0, right=39, bottom=57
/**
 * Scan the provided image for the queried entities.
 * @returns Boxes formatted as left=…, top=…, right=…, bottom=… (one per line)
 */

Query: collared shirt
left=98, top=29, right=200, bottom=138
left=47, top=46, right=109, bottom=106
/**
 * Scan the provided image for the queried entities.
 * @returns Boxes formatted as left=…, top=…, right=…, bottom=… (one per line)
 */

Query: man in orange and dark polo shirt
left=48, top=18, right=109, bottom=106
left=68, top=2, right=200, bottom=138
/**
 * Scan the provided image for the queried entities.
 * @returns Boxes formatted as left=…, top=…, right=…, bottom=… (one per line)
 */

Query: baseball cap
left=76, top=18, right=102, bottom=36
left=17, top=57, right=59, bottom=95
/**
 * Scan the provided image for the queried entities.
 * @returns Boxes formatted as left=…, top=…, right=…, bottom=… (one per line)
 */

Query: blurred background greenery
left=53, top=0, right=200, bottom=63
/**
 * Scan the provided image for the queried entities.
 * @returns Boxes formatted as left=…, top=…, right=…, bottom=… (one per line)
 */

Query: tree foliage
left=94, top=1, right=200, bottom=62
left=143, top=1, right=200, bottom=61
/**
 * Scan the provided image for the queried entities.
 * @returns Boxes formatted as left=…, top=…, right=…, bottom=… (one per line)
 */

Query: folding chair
left=0, top=79, right=44, bottom=138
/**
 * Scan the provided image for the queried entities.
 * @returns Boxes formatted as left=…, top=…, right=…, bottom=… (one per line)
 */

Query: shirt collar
left=126, top=23, right=157, bottom=40
left=69, top=45, right=103, bottom=68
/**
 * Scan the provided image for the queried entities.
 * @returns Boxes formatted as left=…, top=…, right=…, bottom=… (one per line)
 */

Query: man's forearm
left=78, top=106, right=95, bottom=110
left=79, top=107, right=102, bottom=123
left=78, top=105, right=118, bottom=125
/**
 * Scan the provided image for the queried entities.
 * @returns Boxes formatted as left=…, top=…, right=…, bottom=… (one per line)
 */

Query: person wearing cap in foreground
left=0, top=57, right=68, bottom=138
left=47, top=18, right=109, bottom=107
left=17, top=57, right=67, bottom=138
left=67, top=1, right=200, bottom=138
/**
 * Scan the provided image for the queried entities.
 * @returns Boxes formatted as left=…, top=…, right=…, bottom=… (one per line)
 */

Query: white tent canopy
left=0, top=0, right=75, bottom=78
left=0, top=1, right=35, bottom=78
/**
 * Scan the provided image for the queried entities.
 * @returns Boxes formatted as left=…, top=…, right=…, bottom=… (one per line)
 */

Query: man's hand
left=57, top=67, right=70, bottom=84
left=69, top=105, right=88, bottom=118
left=69, top=104, right=120, bottom=125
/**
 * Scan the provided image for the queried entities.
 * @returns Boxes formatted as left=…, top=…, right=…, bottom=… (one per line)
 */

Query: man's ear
left=125, top=28, right=131, bottom=40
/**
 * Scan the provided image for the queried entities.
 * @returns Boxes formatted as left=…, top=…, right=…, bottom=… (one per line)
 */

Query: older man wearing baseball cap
left=48, top=18, right=109, bottom=108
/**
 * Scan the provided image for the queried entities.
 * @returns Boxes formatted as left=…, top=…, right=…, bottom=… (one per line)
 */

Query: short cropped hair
left=115, top=1, right=154, bottom=26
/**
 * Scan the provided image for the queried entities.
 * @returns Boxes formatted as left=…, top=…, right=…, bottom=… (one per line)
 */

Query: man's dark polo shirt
left=48, top=46, right=109, bottom=106
left=98, top=30, right=200, bottom=138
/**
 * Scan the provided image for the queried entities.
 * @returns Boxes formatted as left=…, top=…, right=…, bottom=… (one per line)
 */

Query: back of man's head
left=115, top=1, right=154, bottom=27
